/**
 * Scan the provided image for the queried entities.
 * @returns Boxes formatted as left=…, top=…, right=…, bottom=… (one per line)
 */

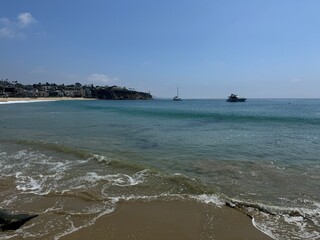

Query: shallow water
left=0, top=99, right=319, bottom=239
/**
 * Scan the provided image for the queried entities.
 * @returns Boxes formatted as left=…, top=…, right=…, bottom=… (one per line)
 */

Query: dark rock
left=0, top=210, right=38, bottom=231
left=91, top=88, right=152, bottom=100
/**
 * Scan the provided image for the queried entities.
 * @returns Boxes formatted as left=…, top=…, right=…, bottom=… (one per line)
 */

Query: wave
left=2, top=140, right=319, bottom=239
left=14, top=140, right=90, bottom=159
left=226, top=198, right=318, bottom=219
left=84, top=105, right=320, bottom=125
left=225, top=198, right=320, bottom=240
left=4, top=140, right=155, bottom=173
left=1, top=140, right=212, bottom=195
left=165, top=173, right=214, bottom=195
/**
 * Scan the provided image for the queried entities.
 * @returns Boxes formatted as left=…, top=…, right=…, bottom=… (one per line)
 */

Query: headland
left=0, top=80, right=152, bottom=100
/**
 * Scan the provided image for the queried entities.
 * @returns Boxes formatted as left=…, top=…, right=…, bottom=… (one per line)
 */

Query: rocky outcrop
left=0, top=210, right=37, bottom=231
left=91, top=88, right=152, bottom=100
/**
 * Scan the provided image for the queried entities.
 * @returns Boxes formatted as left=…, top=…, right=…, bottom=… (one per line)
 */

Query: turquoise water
left=0, top=99, right=319, bottom=239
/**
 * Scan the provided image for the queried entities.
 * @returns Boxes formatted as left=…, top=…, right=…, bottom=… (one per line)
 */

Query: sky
left=1, top=0, right=320, bottom=98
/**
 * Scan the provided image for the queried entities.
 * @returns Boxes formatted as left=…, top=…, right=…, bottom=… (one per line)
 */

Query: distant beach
left=0, top=97, right=96, bottom=104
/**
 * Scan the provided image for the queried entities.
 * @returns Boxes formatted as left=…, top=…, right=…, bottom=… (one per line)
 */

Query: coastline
left=0, top=97, right=96, bottom=103
left=59, top=199, right=272, bottom=240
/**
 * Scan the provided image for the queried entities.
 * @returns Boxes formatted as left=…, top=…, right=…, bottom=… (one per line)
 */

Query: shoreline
left=0, top=97, right=96, bottom=103
left=59, top=199, right=272, bottom=240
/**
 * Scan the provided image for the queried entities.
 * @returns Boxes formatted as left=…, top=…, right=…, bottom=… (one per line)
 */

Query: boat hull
left=226, top=98, right=246, bottom=102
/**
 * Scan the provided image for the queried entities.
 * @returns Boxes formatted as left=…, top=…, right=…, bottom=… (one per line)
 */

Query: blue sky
left=1, top=0, right=320, bottom=98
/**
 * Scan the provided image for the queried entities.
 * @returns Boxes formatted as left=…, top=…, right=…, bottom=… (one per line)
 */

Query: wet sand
left=61, top=200, right=272, bottom=240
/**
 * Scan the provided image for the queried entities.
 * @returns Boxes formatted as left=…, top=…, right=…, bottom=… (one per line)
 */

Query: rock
left=91, top=88, right=152, bottom=100
left=0, top=210, right=38, bottom=231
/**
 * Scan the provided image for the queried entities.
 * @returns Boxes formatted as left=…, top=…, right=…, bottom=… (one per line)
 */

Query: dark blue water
left=0, top=99, right=319, bottom=239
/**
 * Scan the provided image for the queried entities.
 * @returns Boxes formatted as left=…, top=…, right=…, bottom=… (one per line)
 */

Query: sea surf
left=0, top=99, right=319, bottom=239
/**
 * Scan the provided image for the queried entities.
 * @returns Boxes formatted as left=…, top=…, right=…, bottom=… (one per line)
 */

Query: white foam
left=43, top=203, right=64, bottom=213
left=0, top=151, right=7, bottom=156
left=112, top=174, right=136, bottom=186
left=53, top=207, right=115, bottom=240
left=0, top=100, right=57, bottom=104
left=284, top=215, right=304, bottom=224
left=107, top=194, right=163, bottom=203
left=192, top=194, right=225, bottom=207
left=252, top=217, right=277, bottom=240
left=88, top=154, right=109, bottom=163
left=12, top=150, right=28, bottom=160
left=0, top=233, right=20, bottom=239
left=84, top=170, right=147, bottom=187
left=241, top=201, right=320, bottom=240
left=15, top=172, right=42, bottom=192
left=313, top=201, right=320, bottom=209
left=0, top=196, right=18, bottom=207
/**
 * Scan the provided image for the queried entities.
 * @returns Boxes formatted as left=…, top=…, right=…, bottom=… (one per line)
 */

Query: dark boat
left=226, top=94, right=246, bottom=102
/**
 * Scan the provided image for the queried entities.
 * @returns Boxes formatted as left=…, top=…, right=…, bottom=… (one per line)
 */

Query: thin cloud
left=0, top=17, right=15, bottom=38
left=0, top=27, right=14, bottom=38
left=0, top=12, right=37, bottom=38
left=0, top=18, right=11, bottom=26
left=18, top=13, right=37, bottom=28
left=87, top=73, right=119, bottom=84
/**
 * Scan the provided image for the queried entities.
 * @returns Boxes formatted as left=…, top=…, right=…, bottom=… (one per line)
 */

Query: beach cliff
left=91, top=88, right=152, bottom=100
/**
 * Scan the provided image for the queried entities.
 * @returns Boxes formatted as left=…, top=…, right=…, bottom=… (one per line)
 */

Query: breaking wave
left=225, top=198, right=320, bottom=240
left=1, top=141, right=319, bottom=239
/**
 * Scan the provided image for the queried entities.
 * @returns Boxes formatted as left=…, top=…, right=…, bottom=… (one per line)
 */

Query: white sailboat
left=173, top=87, right=182, bottom=101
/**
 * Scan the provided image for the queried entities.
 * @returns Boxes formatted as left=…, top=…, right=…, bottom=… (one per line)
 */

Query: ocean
left=0, top=99, right=319, bottom=239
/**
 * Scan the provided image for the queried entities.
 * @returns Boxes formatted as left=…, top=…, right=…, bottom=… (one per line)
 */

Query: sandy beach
left=0, top=97, right=96, bottom=103
left=60, top=200, right=272, bottom=240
